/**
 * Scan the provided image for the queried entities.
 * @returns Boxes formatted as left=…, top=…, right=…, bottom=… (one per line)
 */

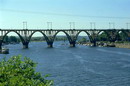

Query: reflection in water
left=0, top=42, right=130, bottom=86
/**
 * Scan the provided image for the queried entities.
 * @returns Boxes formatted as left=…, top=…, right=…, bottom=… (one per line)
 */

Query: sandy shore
left=78, top=42, right=130, bottom=49
left=115, top=43, right=130, bottom=49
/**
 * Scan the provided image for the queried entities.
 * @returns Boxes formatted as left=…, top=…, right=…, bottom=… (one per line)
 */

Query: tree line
left=2, top=36, right=20, bottom=44
left=78, top=32, right=130, bottom=44
left=1, top=36, right=68, bottom=44
left=1, top=32, right=130, bottom=44
left=97, top=32, right=130, bottom=42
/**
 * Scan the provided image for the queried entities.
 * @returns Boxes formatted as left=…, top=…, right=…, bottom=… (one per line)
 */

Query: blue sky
left=0, top=0, right=130, bottom=29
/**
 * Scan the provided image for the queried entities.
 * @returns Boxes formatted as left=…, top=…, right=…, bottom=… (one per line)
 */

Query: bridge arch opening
left=97, top=31, right=109, bottom=42
left=1, top=31, right=24, bottom=49
left=53, top=31, right=69, bottom=47
left=76, top=31, right=90, bottom=45
left=29, top=31, right=48, bottom=47
left=118, top=31, right=129, bottom=41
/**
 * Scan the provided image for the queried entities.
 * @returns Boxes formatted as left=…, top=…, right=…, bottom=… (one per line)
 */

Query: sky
left=0, top=0, right=130, bottom=30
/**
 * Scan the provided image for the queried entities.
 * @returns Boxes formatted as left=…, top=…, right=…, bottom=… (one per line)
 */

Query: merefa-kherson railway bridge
left=0, top=29, right=130, bottom=49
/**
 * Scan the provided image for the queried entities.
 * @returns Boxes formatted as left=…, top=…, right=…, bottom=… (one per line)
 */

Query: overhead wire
left=0, top=9, right=130, bottom=19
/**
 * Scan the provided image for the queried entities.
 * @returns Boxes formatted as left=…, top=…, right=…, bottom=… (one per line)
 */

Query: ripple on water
left=0, top=42, right=130, bottom=86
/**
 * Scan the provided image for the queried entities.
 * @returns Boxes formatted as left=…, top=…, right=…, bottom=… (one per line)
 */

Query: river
left=0, top=42, right=130, bottom=86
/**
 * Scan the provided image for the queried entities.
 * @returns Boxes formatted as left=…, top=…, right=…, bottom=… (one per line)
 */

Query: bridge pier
left=70, top=41, right=76, bottom=47
left=47, top=42, right=53, bottom=48
left=0, top=41, right=2, bottom=52
left=0, top=43, right=2, bottom=50
left=92, top=41, right=96, bottom=47
left=23, top=42, right=29, bottom=49
left=0, top=45, right=2, bottom=53
left=23, top=44, right=28, bottom=49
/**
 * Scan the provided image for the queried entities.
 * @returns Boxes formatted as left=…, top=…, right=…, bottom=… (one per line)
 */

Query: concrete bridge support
left=69, top=41, right=76, bottom=47
left=88, top=30, right=99, bottom=47
left=93, top=41, right=96, bottom=47
left=22, top=42, right=29, bottom=49
left=47, top=42, right=53, bottom=48
left=0, top=40, right=2, bottom=50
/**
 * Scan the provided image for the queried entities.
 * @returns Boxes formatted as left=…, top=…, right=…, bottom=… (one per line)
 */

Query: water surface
left=0, top=42, right=130, bottom=86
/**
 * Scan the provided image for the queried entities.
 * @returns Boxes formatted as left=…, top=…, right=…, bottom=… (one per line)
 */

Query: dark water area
left=0, top=42, right=130, bottom=86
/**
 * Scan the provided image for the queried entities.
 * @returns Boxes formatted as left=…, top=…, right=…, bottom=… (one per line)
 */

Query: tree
left=119, top=32, right=129, bottom=41
left=78, top=37, right=87, bottom=44
left=0, top=55, right=53, bottom=86
left=98, top=32, right=109, bottom=41
left=9, top=36, right=18, bottom=42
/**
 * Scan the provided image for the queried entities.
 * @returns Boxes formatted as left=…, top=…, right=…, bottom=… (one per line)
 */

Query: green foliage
left=98, top=32, right=108, bottom=41
left=0, top=55, right=53, bottom=86
left=3, top=36, right=20, bottom=43
left=31, top=37, right=44, bottom=42
left=119, top=32, right=129, bottom=41
left=78, top=37, right=87, bottom=44
left=98, top=32, right=130, bottom=42
left=9, top=36, right=17, bottom=42
left=55, top=37, right=67, bottom=41
left=9, top=36, right=19, bottom=43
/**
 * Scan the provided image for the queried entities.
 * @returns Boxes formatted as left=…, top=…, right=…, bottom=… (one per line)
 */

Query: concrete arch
left=97, top=30, right=108, bottom=35
left=75, top=30, right=91, bottom=42
left=2, top=31, right=25, bottom=44
left=97, top=30, right=108, bottom=37
left=99, top=30, right=110, bottom=37
left=118, top=30, right=129, bottom=41
left=53, top=30, right=72, bottom=42
left=96, top=30, right=110, bottom=41
left=97, top=30, right=105, bottom=35
left=28, top=31, right=49, bottom=43
left=118, top=30, right=129, bottom=37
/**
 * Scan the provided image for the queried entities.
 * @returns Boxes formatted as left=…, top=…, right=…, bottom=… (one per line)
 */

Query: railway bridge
left=0, top=29, right=130, bottom=49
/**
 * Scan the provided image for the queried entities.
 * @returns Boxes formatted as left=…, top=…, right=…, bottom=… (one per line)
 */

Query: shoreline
left=78, top=42, right=130, bottom=49
left=115, top=43, right=130, bottom=49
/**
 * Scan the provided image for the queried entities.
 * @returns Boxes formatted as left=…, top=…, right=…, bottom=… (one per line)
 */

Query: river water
left=0, top=42, right=130, bottom=86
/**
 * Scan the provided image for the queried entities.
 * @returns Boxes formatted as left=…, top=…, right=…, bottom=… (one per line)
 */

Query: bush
left=78, top=37, right=87, bottom=44
left=0, top=55, right=53, bottom=86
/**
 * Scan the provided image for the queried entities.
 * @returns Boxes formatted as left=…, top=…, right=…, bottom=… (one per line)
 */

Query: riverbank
left=78, top=42, right=130, bottom=49
left=115, top=43, right=130, bottom=49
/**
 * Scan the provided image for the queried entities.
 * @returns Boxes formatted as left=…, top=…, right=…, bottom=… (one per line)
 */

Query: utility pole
left=94, top=22, right=96, bottom=29
left=47, top=22, right=52, bottom=29
left=113, top=23, right=115, bottom=29
left=126, top=23, right=130, bottom=29
left=90, top=22, right=92, bottom=29
left=109, top=22, right=115, bottom=29
left=23, top=21, right=27, bottom=29
left=69, top=22, right=75, bottom=29
left=90, top=22, right=96, bottom=29
left=22, top=21, right=28, bottom=41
